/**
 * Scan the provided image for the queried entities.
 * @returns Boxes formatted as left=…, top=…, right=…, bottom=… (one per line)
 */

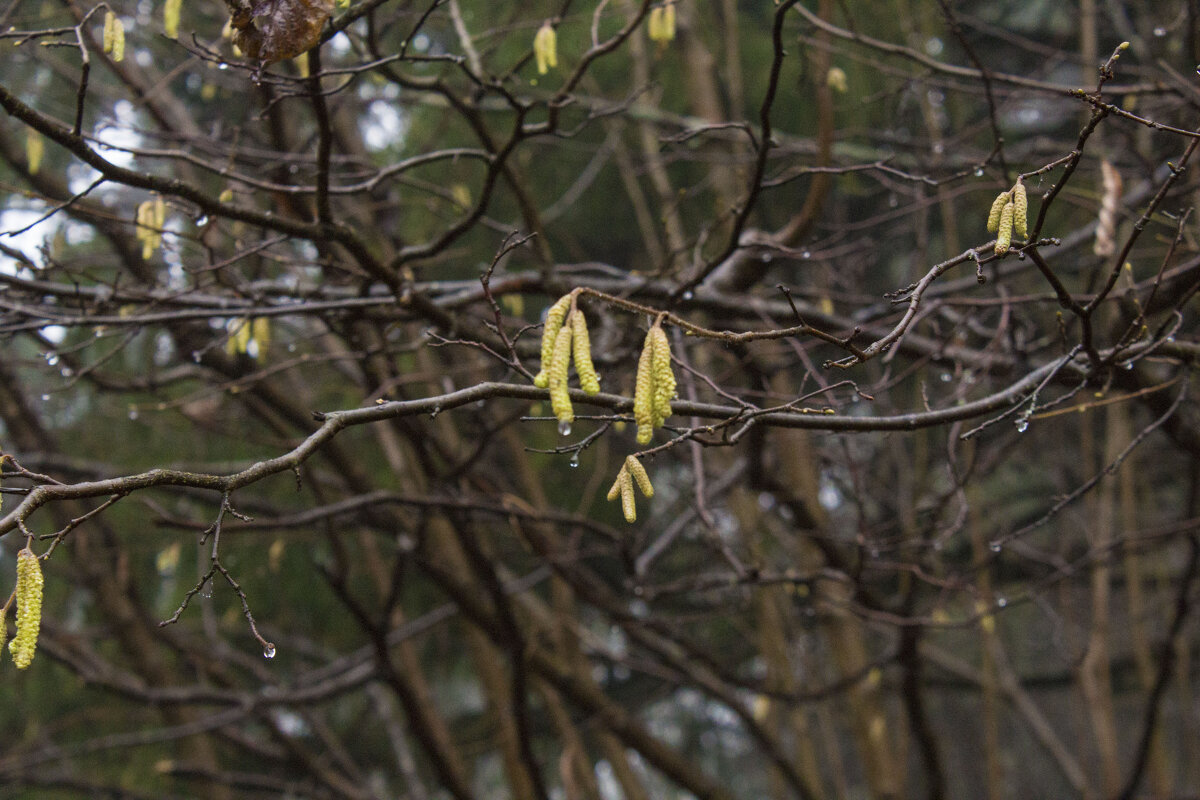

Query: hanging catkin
left=1094, top=160, right=1122, bottom=257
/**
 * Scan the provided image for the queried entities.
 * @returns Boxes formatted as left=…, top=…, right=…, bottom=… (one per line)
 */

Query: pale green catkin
left=534, top=294, right=572, bottom=388
left=572, top=311, right=601, bottom=395
left=994, top=201, right=1014, bottom=255
left=649, top=325, right=675, bottom=428
left=619, top=469, right=636, bottom=522
left=1012, top=180, right=1028, bottom=240
left=986, top=190, right=1010, bottom=234
left=625, top=455, right=653, bottom=498
left=633, top=331, right=657, bottom=444
left=548, top=321, right=575, bottom=425
left=10, top=548, right=44, bottom=670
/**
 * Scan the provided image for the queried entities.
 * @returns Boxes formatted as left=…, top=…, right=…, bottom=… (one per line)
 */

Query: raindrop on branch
left=1014, top=417, right=1029, bottom=433
left=263, top=643, right=277, bottom=659
left=558, top=419, right=572, bottom=436
left=569, top=453, right=580, bottom=468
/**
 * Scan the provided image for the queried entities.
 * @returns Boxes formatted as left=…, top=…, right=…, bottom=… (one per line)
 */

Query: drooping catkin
left=619, top=469, right=636, bottom=522
left=26, top=129, right=44, bottom=176
left=226, top=318, right=252, bottom=355
left=548, top=320, right=575, bottom=426
left=103, top=11, right=125, bottom=62
left=251, top=317, right=271, bottom=356
left=625, top=455, right=653, bottom=498
left=164, top=0, right=182, bottom=39
left=135, top=198, right=165, bottom=260
left=10, top=548, right=44, bottom=670
left=1012, top=180, right=1028, bottom=240
left=606, top=464, right=626, bottom=501
left=649, top=325, right=675, bottom=428
left=648, top=2, right=676, bottom=44
left=633, top=330, right=656, bottom=444
left=994, top=201, right=1014, bottom=255
left=534, top=21, right=557, bottom=75
left=571, top=310, right=601, bottom=395
left=1094, top=160, right=1122, bottom=257
left=986, top=190, right=1011, bottom=234
left=534, top=295, right=572, bottom=389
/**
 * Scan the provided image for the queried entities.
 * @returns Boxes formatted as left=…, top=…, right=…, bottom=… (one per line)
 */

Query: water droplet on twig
left=558, top=420, right=572, bottom=436
left=263, top=643, right=277, bottom=659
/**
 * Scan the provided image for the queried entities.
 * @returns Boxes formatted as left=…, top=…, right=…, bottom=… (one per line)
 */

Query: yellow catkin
left=1012, top=180, right=1028, bottom=240
left=619, top=469, right=636, bottom=522
left=571, top=311, right=601, bottom=395
left=26, top=129, right=44, bottom=175
left=825, top=66, right=848, bottom=93
left=164, top=0, right=181, bottom=39
left=10, top=548, right=44, bottom=669
left=534, top=294, right=572, bottom=388
left=226, top=318, right=251, bottom=355
left=986, top=190, right=1010, bottom=234
left=661, top=2, right=676, bottom=41
left=152, top=195, right=166, bottom=231
left=135, top=200, right=160, bottom=260
left=633, top=331, right=656, bottom=444
left=534, top=21, right=557, bottom=75
left=606, top=463, right=626, bottom=502
left=649, top=3, right=675, bottom=44
left=649, top=325, right=674, bottom=428
left=648, top=6, right=664, bottom=41
left=103, top=12, right=126, bottom=62
left=251, top=317, right=271, bottom=356
left=548, top=321, right=574, bottom=426
left=626, top=455, right=653, bottom=498
left=994, top=201, right=1014, bottom=255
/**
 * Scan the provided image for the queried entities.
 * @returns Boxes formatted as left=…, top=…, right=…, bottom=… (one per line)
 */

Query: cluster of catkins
left=103, top=11, right=125, bottom=61
left=608, top=456, right=654, bottom=523
left=533, top=299, right=677, bottom=522
left=632, top=323, right=675, bottom=444
left=534, top=294, right=601, bottom=434
left=987, top=179, right=1028, bottom=254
